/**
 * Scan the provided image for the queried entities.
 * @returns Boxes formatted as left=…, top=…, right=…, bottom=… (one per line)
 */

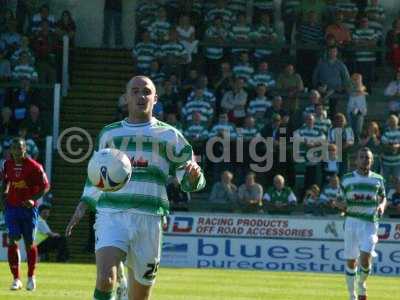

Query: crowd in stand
left=0, top=2, right=76, bottom=163
left=127, top=0, right=400, bottom=216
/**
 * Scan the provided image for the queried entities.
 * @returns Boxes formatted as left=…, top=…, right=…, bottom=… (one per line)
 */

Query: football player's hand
left=22, top=200, right=35, bottom=208
left=185, top=161, right=201, bottom=185
left=65, top=221, right=75, bottom=237
left=377, top=203, right=386, bottom=218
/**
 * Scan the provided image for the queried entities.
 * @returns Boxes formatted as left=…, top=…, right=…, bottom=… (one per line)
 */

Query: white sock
left=358, top=266, right=370, bottom=295
left=345, top=265, right=357, bottom=298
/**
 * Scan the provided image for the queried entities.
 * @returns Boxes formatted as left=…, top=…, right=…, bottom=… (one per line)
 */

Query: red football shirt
left=3, top=157, right=50, bottom=207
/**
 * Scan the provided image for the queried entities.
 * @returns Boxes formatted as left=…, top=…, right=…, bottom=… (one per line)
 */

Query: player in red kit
left=1, top=138, right=50, bottom=291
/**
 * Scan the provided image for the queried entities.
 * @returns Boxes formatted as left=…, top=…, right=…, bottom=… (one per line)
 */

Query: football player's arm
left=28, top=165, right=50, bottom=205
left=377, top=181, right=387, bottom=217
left=65, top=201, right=88, bottom=237
left=173, top=134, right=206, bottom=193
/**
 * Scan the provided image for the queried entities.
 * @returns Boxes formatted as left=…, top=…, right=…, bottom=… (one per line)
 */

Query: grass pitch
left=0, top=262, right=398, bottom=299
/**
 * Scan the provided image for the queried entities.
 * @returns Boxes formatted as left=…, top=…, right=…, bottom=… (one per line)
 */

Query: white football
left=87, top=148, right=132, bottom=192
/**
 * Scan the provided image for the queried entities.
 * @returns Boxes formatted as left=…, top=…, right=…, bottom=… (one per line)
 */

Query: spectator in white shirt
left=384, top=69, right=400, bottom=115
left=347, top=73, right=367, bottom=141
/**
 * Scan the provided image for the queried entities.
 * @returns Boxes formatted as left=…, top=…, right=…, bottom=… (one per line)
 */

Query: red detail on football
left=97, top=177, right=104, bottom=188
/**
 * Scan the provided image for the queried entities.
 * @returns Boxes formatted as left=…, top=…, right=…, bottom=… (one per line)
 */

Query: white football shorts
left=94, top=210, right=162, bottom=286
left=344, top=217, right=379, bottom=259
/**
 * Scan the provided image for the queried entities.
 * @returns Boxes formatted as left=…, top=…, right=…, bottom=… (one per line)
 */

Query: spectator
left=232, top=52, right=254, bottom=85
left=260, top=112, right=292, bottom=185
left=384, top=69, right=400, bottom=115
left=327, top=113, right=355, bottom=172
left=293, top=113, right=326, bottom=191
left=33, top=20, right=57, bottom=84
left=176, top=15, right=198, bottom=63
left=1, top=21, right=22, bottom=55
left=221, top=77, right=248, bottom=125
left=15, top=0, right=34, bottom=33
left=296, top=10, right=324, bottom=86
left=149, top=7, right=171, bottom=44
left=387, top=178, right=400, bottom=216
left=365, top=0, right=385, bottom=40
left=352, top=17, right=379, bottom=90
left=303, top=90, right=328, bottom=118
left=10, top=35, right=35, bottom=67
left=314, top=103, right=332, bottom=135
left=321, top=143, right=345, bottom=185
left=208, top=170, right=238, bottom=208
left=209, top=112, right=237, bottom=139
left=263, top=174, right=297, bottom=214
left=312, top=46, right=350, bottom=117
left=205, top=0, right=233, bottom=26
left=214, top=62, right=234, bottom=108
left=187, top=76, right=216, bottom=107
left=347, top=73, right=368, bottom=141
left=152, top=99, right=164, bottom=120
left=359, top=121, right=381, bottom=173
left=264, top=95, right=290, bottom=126
left=0, top=106, right=17, bottom=138
left=22, top=104, right=45, bottom=144
left=251, top=13, right=278, bottom=62
left=159, top=79, right=181, bottom=115
left=181, top=86, right=214, bottom=126
left=55, top=10, right=76, bottom=46
left=132, top=31, right=158, bottom=75
left=12, top=52, right=38, bottom=81
left=11, top=78, right=37, bottom=126
left=17, top=126, right=39, bottom=160
left=159, top=28, right=188, bottom=75
left=276, top=64, right=304, bottom=113
left=238, top=172, right=263, bottom=213
left=183, top=112, right=209, bottom=142
left=281, top=0, right=301, bottom=45
left=102, top=0, right=123, bottom=48
left=237, top=116, right=260, bottom=141
left=249, top=61, right=276, bottom=89
left=336, top=0, right=359, bottom=32
left=135, top=0, right=160, bottom=30
left=319, top=175, right=342, bottom=215
left=1, top=8, right=15, bottom=34
left=325, top=10, right=352, bottom=45
left=227, top=0, right=247, bottom=16
left=182, top=68, right=199, bottom=97
left=31, top=4, right=55, bottom=35
left=0, top=48, right=11, bottom=109
left=303, top=184, right=320, bottom=215
left=381, top=114, right=400, bottom=187
left=247, top=84, right=272, bottom=126
left=230, top=13, right=252, bottom=57
left=36, top=203, right=69, bottom=262
left=148, top=60, right=165, bottom=89
left=386, top=18, right=400, bottom=69
left=165, top=112, right=183, bottom=132
left=167, top=177, right=189, bottom=212
left=203, top=16, right=230, bottom=81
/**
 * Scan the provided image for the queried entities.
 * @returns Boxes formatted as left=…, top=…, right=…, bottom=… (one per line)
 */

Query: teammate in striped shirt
left=332, top=147, right=386, bottom=300
left=80, top=76, right=205, bottom=300
left=380, top=114, right=400, bottom=187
